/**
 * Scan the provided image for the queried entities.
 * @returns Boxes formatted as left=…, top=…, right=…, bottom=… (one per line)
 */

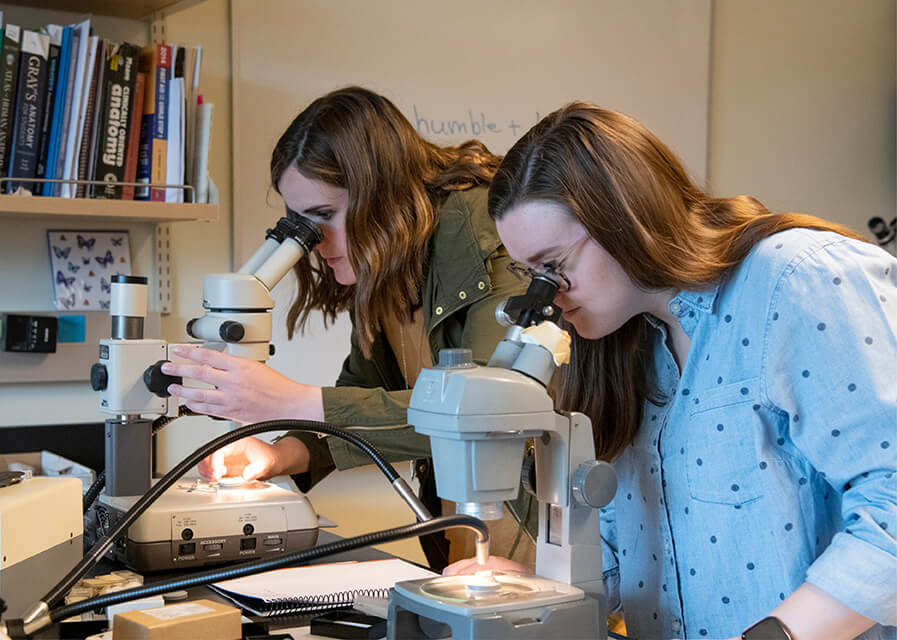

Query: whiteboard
left=230, top=0, right=712, bottom=385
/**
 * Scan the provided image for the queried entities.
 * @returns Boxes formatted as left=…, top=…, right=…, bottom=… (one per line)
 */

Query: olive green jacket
left=289, top=186, right=526, bottom=488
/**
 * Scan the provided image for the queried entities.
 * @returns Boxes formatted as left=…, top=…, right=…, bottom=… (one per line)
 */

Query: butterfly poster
left=46, top=230, right=132, bottom=310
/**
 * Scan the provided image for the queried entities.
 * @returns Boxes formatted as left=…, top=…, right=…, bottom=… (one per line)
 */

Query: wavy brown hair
left=488, top=102, right=865, bottom=461
left=271, top=87, right=501, bottom=356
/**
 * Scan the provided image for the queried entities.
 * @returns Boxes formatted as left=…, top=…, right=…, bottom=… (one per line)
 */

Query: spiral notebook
left=209, top=558, right=437, bottom=617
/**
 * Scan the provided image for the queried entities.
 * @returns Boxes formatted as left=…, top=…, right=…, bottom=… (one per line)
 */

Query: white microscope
left=87, top=214, right=324, bottom=571
left=388, top=275, right=617, bottom=639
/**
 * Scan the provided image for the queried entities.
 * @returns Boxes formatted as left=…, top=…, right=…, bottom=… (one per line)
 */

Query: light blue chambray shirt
left=599, top=229, right=897, bottom=640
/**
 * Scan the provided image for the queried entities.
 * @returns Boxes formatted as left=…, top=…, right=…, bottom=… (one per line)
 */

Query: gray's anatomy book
left=7, top=29, right=50, bottom=195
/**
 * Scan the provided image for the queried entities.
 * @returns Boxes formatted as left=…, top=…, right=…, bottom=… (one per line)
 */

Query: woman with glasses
left=160, top=86, right=528, bottom=569
left=447, top=102, right=896, bottom=640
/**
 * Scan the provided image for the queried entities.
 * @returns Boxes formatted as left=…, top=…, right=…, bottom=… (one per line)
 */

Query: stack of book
left=0, top=13, right=213, bottom=203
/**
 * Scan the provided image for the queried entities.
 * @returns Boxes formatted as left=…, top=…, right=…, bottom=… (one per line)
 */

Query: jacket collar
left=422, top=188, right=501, bottom=333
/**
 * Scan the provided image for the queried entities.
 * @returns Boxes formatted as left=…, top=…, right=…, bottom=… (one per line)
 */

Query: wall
left=229, top=0, right=713, bottom=401
left=709, top=0, right=895, bottom=231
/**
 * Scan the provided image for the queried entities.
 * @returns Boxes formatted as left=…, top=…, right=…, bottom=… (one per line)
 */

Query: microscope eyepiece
left=500, top=274, right=561, bottom=328
left=280, top=213, right=324, bottom=253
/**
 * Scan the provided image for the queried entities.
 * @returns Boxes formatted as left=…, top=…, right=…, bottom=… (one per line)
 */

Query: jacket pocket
left=685, top=378, right=764, bottom=506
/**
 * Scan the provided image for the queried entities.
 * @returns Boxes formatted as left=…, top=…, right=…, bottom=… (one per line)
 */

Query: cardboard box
left=112, top=599, right=241, bottom=640
left=0, top=451, right=95, bottom=493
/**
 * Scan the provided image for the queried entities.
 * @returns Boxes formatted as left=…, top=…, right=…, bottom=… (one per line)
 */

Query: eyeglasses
left=506, top=235, right=589, bottom=293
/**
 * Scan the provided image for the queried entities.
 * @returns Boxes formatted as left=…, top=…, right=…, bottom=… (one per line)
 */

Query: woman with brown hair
left=447, top=102, right=897, bottom=640
left=161, top=86, right=526, bottom=569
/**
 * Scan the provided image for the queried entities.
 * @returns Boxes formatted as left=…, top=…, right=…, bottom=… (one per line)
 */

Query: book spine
left=135, top=45, right=159, bottom=201
left=0, top=24, right=21, bottom=179
left=80, top=40, right=107, bottom=197
left=95, top=42, right=138, bottom=199
left=42, top=25, right=72, bottom=196
left=120, top=70, right=145, bottom=200
left=7, top=30, right=50, bottom=195
left=150, top=43, right=170, bottom=202
left=35, top=25, right=62, bottom=187
left=193, top=100, right=212, bottom=203
left=59, top=20, right=89, bottom=198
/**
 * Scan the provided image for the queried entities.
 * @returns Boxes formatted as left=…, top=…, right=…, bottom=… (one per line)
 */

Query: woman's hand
left=442, top=556, right=530, bottom=577
left=198, top=435, right=311, bottom=481
left=161, top=345, right=324, bottom=424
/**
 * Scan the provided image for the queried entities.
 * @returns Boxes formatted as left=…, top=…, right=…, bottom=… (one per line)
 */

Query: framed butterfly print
left=47, top=230, right=133, bottom=310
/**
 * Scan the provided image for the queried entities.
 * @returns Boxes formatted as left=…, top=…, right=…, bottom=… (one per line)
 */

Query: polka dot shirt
left=599, top=229, right=897, bottom=639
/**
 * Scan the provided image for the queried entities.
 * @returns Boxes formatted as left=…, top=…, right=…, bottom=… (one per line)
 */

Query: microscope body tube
left=110, top=278, right=148, bottom=340
left=253, top=237, right=306, bottom=290
left=237, top=237, right=282, bottom=275
left=187, top=312, right=273, bottom=360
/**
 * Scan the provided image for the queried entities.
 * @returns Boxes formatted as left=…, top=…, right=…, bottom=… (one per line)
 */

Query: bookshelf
left=0, top=0, right=219, bottom=327
left=0, top=0, right=217, bottom=226
left=1, top=1, right=198, bottom=21
left=0, top=194, right=217, bottom=222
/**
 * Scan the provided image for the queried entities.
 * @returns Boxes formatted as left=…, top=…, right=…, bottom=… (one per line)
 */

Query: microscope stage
left=96, top=479, right=318, bottom=571
left=395, top=571, right=585, bottom=615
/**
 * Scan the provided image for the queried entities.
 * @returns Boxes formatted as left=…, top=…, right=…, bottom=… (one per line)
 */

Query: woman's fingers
left=161, top=361, right=232, bottom=388
left=242, top=459, right=270, bottom=481
left=170, top=345, right=239, bottom=370
left=166, top=384, right=229, bottom=406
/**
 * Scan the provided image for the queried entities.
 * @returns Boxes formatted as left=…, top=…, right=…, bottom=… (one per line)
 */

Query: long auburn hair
left=271, top=87, right=501, bottom=356
left=488, top=102, right=865, bottom=461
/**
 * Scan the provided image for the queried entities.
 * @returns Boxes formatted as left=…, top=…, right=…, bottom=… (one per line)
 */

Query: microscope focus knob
left=571, top=460, right=617, bottom=509
left=143, top=360, right=182, bottom=397
left=520, top=446, right=537, bottom=497
left=219, top=321, right=245, bottom=343
left=90, top=363, right=108, bottom=391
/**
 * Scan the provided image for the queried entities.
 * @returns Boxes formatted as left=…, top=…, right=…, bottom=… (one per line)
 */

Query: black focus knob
left=143, top=360, right=182, bottom=397
left=90, top=363, right=108, bottom=391
left=219, top=321, right=245, bottom=343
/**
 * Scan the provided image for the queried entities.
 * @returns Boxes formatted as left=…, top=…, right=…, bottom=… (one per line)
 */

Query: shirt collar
left=672, top=284, right=720, bottom=315
left=644, top=282, right=721, bottom=333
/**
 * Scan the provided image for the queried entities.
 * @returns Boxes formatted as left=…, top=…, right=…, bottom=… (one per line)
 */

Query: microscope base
left=387, top=574, right=607, bottom=640
left=91, top=479, right=318, bottom=572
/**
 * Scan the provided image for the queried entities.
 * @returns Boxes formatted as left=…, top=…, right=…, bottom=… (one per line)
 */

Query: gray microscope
left=388, top=275, right=618, bottom=640
left=87, top=215, right=324, bottom=571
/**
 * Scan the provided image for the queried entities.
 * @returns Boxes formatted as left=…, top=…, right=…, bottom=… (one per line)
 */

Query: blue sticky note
left=58, top=315, right=86, bottom=343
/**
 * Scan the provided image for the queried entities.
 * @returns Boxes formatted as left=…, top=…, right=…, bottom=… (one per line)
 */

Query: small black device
left=309, top=610, right=387, bottom=639
left=742, top=616, right=795, bottom=640
left=1, top=313, right=58, bottom=352
left=0, top=470, right=25, bottom=488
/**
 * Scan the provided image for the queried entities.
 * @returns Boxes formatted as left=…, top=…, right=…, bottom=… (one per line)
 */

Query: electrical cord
left=43, top=514, right=487, bottom=626
left=41, top=418, right=406, bottom=612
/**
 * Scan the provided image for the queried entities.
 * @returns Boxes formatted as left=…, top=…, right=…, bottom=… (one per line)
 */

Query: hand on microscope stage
left=442, top=555, right=530, bottom=577
left=198, top=434, right=311, bottom=481
left=161, top=345, right=325, bottom=424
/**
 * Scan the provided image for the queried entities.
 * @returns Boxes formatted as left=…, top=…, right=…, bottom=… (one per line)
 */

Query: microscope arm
left=186, top=215, right=323, bottom=360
